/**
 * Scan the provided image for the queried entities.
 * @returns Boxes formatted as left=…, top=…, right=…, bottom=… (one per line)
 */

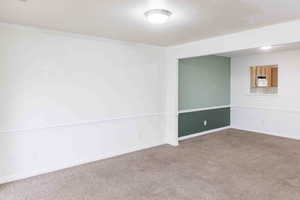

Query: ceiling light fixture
left=260, top=46, right=272, bottom=50
left=144, top=9, right=172, bottom=24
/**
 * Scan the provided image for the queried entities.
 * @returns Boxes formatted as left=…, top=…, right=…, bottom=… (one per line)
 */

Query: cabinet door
left=271, top=68, right=278, bottom=87
left=250, top=67, right=257, bottom=88
left=266, top=67, right=272, bottom=87
left=256, top=66, right=262, bottom=76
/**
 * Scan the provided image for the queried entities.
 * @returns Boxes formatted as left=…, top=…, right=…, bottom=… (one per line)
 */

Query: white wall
left=3, top=18, right=300, bottom=184
left=164, top=19, right=300, bottom=145
left=231, top=49, right=300, bottom=140
left=0, top=25, right=166, bottom=183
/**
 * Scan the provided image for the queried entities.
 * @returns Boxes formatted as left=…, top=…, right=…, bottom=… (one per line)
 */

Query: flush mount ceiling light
left=144, top=9, right=172, bottom=24
left=260, top=46, right=272, bottom=50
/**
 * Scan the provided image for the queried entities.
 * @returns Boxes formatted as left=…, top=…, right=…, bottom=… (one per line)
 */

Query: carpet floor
left=1, top=128, right=300, bottom=200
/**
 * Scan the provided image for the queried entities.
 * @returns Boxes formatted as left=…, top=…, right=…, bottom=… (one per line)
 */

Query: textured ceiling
left=217, top=42, right=300, bottom=57
left=1, top=0, right=300, bottom=46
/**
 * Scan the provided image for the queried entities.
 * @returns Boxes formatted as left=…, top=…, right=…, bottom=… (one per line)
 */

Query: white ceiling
left=217, top=42, right=300, bottom=57
left=1, top=0, right=300, bottom=46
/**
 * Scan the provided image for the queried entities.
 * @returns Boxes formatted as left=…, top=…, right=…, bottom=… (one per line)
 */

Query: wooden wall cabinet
left=250, top=65, right=278, bottom=88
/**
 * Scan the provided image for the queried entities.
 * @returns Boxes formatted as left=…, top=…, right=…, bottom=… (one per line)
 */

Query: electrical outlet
left=204, top=120, right=207, bottom=126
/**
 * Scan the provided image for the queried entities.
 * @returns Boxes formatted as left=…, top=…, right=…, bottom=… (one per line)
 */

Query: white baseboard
left=0, top=142, right=165, bottom=185
left=3, top=125, right=297, bottom=185
left=179, top=126, right=231, bottom=141
left=179, top=126, right=300, bottom=141
left=231, top=126, right=300, bottom=141
left=231, top=106, right=300, bottom=140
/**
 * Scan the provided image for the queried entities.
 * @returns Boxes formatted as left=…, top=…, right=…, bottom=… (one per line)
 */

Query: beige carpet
left=1, top=129, right=300, bottom=200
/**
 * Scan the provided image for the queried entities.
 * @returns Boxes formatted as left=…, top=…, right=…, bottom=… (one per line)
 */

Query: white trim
left=0, top=141, right=165, bottom=184
left=179, top=126, right=231, bottom=141
left=0, top=113, right=165, bottom=134
left=165, top=19, right=300, bottom=146
left=231, top=105, right=300, bottom=114
left=178, top=105, right=230, bottom=114
left=0, top=23, right=163, bottom=49
left=245, top=93, right=279, bottom=96
left=230, top=126, right=300, bottom=141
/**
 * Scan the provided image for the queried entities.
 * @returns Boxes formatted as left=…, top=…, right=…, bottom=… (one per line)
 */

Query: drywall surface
left=231, top=49, right=300, bottom=140
left=179, top=107, right=230, bottom=137
left=0, top=25, right=166, bottom=183
left=178, top=55, right=230, bottom=137
left=178, top=55, right=230, bottom=110
left=165, top=19, right=300, bottom=145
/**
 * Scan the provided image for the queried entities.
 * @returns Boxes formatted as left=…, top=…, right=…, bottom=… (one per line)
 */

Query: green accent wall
left=178, top=55, right=231, bottom=137
left=179, top=55, right=230, bottom=110
left=179, top=107, right=230, bottom=137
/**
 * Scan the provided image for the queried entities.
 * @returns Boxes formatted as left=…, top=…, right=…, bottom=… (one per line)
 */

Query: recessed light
left=260, top=46, right=272, bottom=50
left=144, top=9, right=172, bottom=24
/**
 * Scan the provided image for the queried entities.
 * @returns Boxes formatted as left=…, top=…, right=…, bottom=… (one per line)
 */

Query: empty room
left=1, top=1, right=300, bottom=199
